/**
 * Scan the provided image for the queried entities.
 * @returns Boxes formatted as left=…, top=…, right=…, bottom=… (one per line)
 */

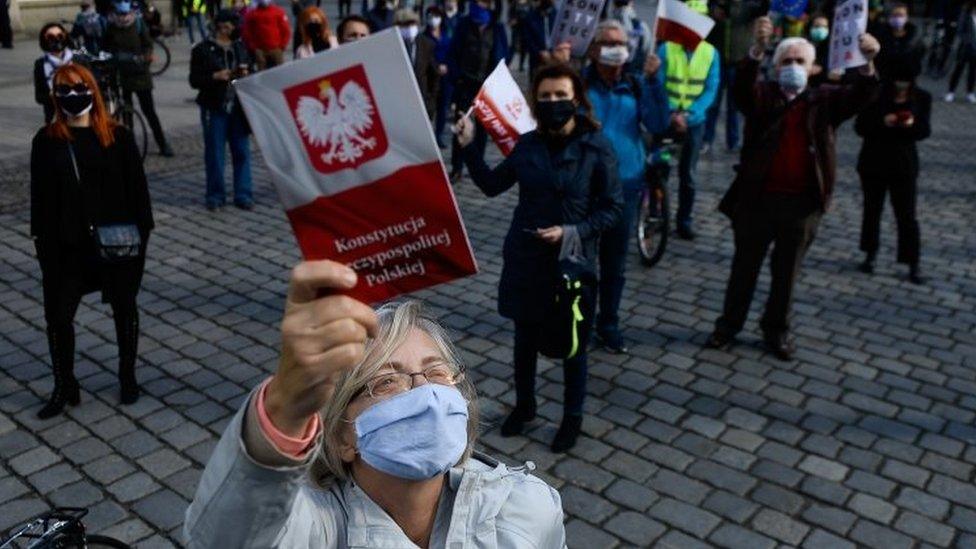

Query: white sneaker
left=944, top=92, right=955, bottom=102
left=968, top=93, right=976, bottom=104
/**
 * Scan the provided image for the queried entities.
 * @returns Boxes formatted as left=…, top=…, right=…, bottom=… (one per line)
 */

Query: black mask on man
left=535, top=99, right=575, bottom=132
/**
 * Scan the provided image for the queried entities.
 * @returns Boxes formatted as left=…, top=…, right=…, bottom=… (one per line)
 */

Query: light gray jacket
left=183, top=390, right=567, bottom=548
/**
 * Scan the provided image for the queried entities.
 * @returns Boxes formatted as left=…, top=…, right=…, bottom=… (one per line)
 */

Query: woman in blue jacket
left=456, top=63, right=623, bottom=452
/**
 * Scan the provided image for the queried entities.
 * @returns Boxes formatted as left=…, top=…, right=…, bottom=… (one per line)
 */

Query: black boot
left=115, top=303, right=141, bottom=405
left=38, top=328, right=80, bottom=419
left=859, top=252, right=876, bottom=274
left=500, top=403, right=536, bottom=437
left=551, top=414, right=583, bottom=453
left=909, top=263, right=925, bottom=285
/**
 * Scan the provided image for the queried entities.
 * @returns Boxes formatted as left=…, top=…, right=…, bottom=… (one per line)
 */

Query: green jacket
left=104, top=19, right=154, bottom=91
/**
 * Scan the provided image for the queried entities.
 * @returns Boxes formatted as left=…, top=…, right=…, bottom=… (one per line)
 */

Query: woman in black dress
left=31, top=63, right=154, bottom=419
left=456, top=63, right=623, bottom=452
left=855, top=67, right=931, bottom=283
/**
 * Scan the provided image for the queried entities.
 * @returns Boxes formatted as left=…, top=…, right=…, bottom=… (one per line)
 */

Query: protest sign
left=234, top=30, right=478, bottom=304
left=829, top=0, right=868, bottom=72
left=472, top=61, right=537, bottom=156
left=550, top=0, right=607, bottom=58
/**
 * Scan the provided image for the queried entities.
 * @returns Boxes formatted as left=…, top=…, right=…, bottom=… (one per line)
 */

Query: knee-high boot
left=37, top=325, right=80, bottom=419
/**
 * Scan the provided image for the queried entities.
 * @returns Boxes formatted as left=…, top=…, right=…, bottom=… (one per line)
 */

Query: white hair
left=773, top=37, right=816, bottom=66
left=595, top=18, right=627, bottom=39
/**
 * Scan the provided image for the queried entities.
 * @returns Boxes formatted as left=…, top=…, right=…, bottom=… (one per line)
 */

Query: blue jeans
left=186, top=12, right=207, bottom=43
left=677, top=123, right=706, bottom=232
left=704, top=63, right=740, bottom=150
left=201, top=106, right=252, bottom=207
left=597, top=185, right=641, bottom=334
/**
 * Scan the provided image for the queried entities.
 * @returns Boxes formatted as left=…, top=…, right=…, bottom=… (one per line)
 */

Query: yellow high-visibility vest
left=664, top=41, right=716, bottom=111
left=183, top=0, right=207, bottom=16
left=686, top=0, right=708, bottom=14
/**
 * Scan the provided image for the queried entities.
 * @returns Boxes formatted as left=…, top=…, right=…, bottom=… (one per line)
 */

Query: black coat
left=874, top=22, right=926, bottom=81
left=31, top=125, right=154, bottom=303
left=189, top=38, right=252, bottom=112
left=856, top=86, right=932, bottom=179
left=463, top=120, right=623, bottom=323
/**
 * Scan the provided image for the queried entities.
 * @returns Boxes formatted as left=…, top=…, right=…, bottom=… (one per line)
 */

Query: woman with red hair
left=30, top=63, right=154, bottom=419
left=294, top=6, right=337, bottom=59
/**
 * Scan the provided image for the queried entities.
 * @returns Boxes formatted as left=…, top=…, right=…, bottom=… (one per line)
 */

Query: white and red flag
left=234, top=30, right=477, bottom=303
left=471, top=61, right=537, bottom=156
left=654, top=0, right=715, bottom=51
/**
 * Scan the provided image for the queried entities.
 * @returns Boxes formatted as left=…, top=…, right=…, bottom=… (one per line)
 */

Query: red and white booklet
left=234, top=30, right=478, bottom=303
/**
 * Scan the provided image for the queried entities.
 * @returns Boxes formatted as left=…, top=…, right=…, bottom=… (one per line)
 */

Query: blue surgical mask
left=778, top=63, right=808, bottom=94
left=810, top=26, right=828, bottom=42
left=354, top=384, right=469, bottom=481
left=469, top=1, right=491, bottom=25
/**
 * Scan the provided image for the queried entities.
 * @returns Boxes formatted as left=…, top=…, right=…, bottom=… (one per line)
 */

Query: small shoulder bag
left=68, top=143, right=142, bottom=263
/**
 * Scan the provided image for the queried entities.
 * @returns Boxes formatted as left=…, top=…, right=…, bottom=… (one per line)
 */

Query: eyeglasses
left=54, top=83, right=90, bottom=96
left=353, top=363, right=463, bottom=400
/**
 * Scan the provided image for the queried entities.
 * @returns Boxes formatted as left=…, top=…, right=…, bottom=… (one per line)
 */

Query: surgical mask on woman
left=598, top=45, right=629, bottom=67
left=354, top=384, right=469, bottom=480
left=429, top=15, right=442, bottom=27
left=469, top=1, right=491, bottom=25
left=889, top=15, right=907, bottom=29
left=399, top=24, right=419, bottom=41
left=809, top=26, right=829, bottom=42
left=535, top=99, right=576, bottom=131
left=778, top=64, right=808, bottom=94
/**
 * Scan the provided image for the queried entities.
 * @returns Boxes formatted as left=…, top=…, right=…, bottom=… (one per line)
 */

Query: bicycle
left=143, top=3, right=172, bottom=77
left=1, top=507, right=130, bottom=549
left=636, top=135, right=677, bottom=268
left=86, top=50, right=151, bottom=161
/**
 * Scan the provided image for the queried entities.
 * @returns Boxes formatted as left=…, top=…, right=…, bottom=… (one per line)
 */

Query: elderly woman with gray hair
left=184, top=260, right=566, bottom=548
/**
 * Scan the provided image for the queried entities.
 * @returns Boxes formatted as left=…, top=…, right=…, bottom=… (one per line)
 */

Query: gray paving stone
left=131, top=489, right=189, bottom=531
left=702, top=490, right=757, bottom=524
left=802, top=503, right=858, bottom=536
left=709, top=523, right=777, bottom=549
left=802, top=528, right=857, bottom=549
left=564, top=518, right=619, bottom=549
left=849, top=520, right=915, bottom=549
left=648, top=498, right=721, bottom=539
left=604, top=479, right=658, bottom=512
left=751, top=509, right=810, bottom=545
left=603, top=511, right=666, bottom=546
left=8, top=446, right=60, bottom=476
left=893, top=512, right=955, bottom=548
left=847, top=493, right=897, bottom=524
left=894, top=487, right=950, bottom=521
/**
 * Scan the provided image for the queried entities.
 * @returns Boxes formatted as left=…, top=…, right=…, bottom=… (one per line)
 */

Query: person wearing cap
left=104, top=0, right=174, bottom=156
left=656, top=0, right=720, bottom=241
left=190, top=9, right=254, bottom=211
left=395, top=9, right=439, bottom=120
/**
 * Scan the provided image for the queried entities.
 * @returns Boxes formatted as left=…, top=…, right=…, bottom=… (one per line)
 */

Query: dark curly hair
left=529, top=62, right=600, bottom=131
left=38, top=22, right=71, bottom=52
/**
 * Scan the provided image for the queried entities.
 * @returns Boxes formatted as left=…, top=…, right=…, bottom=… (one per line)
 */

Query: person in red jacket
left=242, top=0, right=291, bottom=69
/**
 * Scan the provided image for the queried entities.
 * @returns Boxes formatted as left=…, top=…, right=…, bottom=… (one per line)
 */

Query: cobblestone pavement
left=3, top=22, right=976, bottom=549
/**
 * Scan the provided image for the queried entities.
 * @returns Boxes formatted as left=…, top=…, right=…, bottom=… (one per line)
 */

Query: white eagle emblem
left=294, top=79, right=377, bottom=166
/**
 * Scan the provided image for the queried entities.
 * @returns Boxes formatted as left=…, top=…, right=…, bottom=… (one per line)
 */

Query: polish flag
left=655, top=0, right=715, bottom=51
left=233, top=30, right=478, bottom=304
left=472, top=61, right=537, bottom=156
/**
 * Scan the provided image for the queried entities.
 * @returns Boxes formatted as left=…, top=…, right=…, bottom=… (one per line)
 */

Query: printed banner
left=829, top=0, right=867, bottom=71
left=472, top=61, right=537, bottom=156
left=234, top=29, right=478, bottom=303
left=550, top=0, right=607, bottom=58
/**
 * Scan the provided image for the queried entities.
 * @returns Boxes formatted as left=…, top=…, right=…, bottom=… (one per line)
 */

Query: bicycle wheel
left=150, top=38, right=171, bottom=77
left=637, top=181, right=669, bottom=267
left=122, top=105, right=150, bottom=161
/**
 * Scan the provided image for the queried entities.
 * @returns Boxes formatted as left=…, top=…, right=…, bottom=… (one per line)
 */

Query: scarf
left=44, top=48, right=74, bottom=91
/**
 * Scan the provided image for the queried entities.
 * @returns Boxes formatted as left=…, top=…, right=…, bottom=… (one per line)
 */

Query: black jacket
left=31, top=125, right=154, bottom=302
left=856, top=86, right=931, bottom=178
left=463, top=119, right=623, bottom=322
left=874, top=22, right=926, bottom=81
left=189, top=38, right=252, bottom=112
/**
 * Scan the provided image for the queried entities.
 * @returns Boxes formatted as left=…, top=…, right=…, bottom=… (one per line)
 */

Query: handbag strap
left=66, top=142, right=81, bottom=186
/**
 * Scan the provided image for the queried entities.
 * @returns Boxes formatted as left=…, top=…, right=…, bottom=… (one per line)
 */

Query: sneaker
left=594, top=329, right=629, bottom=354
left=944, top=92, right=955, bottom=102
left=968, top=93, right=976, bottom=104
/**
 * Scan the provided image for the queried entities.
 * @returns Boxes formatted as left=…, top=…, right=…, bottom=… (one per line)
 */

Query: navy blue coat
left=464, top=121, right=623, bottom=323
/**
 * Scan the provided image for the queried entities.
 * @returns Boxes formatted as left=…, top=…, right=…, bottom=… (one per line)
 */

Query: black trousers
left=949, top=53, right=976, bottom=94
left=859, top=173, right=920, bottom=265
left=0, top=0, right=12, bottom=48
left=716, top=194, right=821, bottom=338
left=513, top=321, right=588, bottom=417
left=123, top=88, right=168, bottom=150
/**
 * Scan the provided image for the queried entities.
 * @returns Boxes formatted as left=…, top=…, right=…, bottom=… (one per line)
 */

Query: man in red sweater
left=706, top=17, right=881, bottom=360
left=242, top=0, right=291, bottom=69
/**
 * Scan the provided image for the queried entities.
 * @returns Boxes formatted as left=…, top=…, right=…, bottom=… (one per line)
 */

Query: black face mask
left=535, top=99, right=576, bottom=132
left=58, top=92, right=94, bottom=117
left=305, top=22, right=323, bottom=37
left=44, top=36, right=67, bottom=52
